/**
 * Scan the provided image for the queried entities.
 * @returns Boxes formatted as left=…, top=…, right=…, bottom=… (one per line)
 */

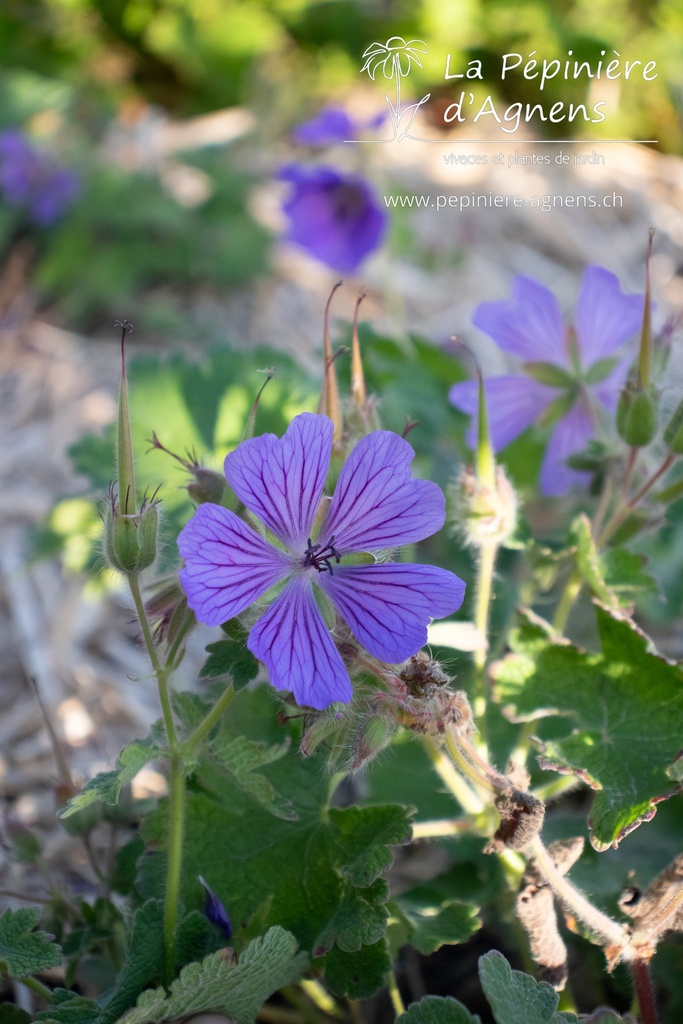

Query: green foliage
left=136, top=686, right=413, bottom=999
left=118, top=927, right=307, bottom=1024
left=478, top=950, right=577, bottom=1024
left=207, top=734, right=297, bottom=821
left=492, top=605, right=683, bottom=850
left=571, top=514, right=658, bottom=609
left=59, top=735, right=162, bottom=819
left=0, top=907, right=61, bottom=980
left=200, top=619, right=260, bottom=689
left=398, top=995, right=481, bottom=1024
left=390, top=886, right=480, bottom=955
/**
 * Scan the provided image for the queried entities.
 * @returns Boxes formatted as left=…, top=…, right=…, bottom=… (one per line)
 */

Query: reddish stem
left=630, top=957, right=659, bottom=1024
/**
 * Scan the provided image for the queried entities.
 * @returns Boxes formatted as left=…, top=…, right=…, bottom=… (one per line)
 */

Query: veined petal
left=248, top=576, right=352, bottom=709
left=449, top=375, right=553, bottom=451
left=224, top=412, right=333, bottom=550
left=320, top=431, right=445, bottom=552
left=473, top=275, right=568, bottom=365
left=318, top=563, right=466, bottom=663
left=178, top=504, right=291, bottom=627
left=575, top=265, right=644, bottom=362
left=539, top=402, right=594, bottom=496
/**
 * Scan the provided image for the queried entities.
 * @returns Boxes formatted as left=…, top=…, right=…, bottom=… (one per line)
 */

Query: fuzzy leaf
left=320, top=940, right=392, bottom=999
left=59, top=736, right=162, bottom=818
left=35, top=990, right=99, bottom=1024
left=398, top=995, right=481, bottom=1024
left=199, top=620, right=259, bottom=690
left=392, top=887, right=480, bottom=955
left=137, top=687, right=412, bottom=999
left=0, top=907, right=61, bottom=979
left=119, top=927, right=307, bottom=1024
left=208, top=735, right=296, bottom=821
left=478, top=951, right=577, bottom=1024
left=492, top=606, right=683, bottom=849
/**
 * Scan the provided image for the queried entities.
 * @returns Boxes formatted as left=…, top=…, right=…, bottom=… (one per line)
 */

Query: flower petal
left=473, top=275, right=568, bottom=365
left=248, top=576, right=352, bottom=709
left=575, top=265, right=644, bottom=362
left=318, top=563, right=466, bottom=663
left=224, top=412, right=333, bottom=550
left=539, top=402, right=594, bottom=496
left=293, top=107, right=356, bottom=145
left=449, top=375, right=553, bottom=451
left=178, top=504, right=291, bottom=627
left=320, top=431, right=446, bottom=552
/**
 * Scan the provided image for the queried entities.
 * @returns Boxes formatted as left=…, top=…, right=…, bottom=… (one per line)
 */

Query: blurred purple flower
left=178, top=413, right=465, bottom=710
left=293, top=106, right=386, bottom=144
left=278, top=164, right=386, bottom=273
left=199, top=876, right=232, bottom=939
left=0, top=130, right=79, bottom=226
left=449, top=266, right=644, bottom=495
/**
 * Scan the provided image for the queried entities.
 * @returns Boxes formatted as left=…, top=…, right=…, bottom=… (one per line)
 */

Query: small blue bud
left=199, top=876, right=232, bottom=939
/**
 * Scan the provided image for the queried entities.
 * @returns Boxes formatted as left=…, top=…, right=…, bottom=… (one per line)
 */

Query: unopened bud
left=452, top=464, right=517, bottom=547
left=187, top=467, right=227, bottom=505
left=616, top=385, right=658, bottom=447
left=104, top=492, right=160, bottom=575
left=348, top=710, right=394, bottom=771
left=664, top=398, right=683, bottom=454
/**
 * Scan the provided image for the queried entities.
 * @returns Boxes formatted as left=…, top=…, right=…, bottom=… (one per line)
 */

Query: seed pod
left=484, top=786, right=545, bottom=853
left=616, top=385, right=658, bottom=448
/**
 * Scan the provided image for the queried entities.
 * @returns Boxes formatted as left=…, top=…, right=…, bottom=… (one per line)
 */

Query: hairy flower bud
left=348, top=709, right=395, bottom=771
left=104, top=491, right=160, bottom=576
left=187, top=467, right=227, bottom=505
left=616, top=384, right=658, bottom=447
left=452, top=464, right=517, bottom=547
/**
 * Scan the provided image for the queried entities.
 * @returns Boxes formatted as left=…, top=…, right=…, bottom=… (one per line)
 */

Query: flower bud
left=348, top=710, right=394, bottom=771
left=187, top=467, right=227, bottom=505
left=616, top=384, right=658, bottom=447
left=664, top=398, right=683, bottom=454
left=136, top=502, right=158, bottom=570
left=104, top=493, right=160, bottom=576
left=452, top=464, right=517, bottom=547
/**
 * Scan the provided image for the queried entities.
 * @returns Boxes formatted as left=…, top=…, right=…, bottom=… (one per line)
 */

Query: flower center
left=303, top=536, right=341, bottom=575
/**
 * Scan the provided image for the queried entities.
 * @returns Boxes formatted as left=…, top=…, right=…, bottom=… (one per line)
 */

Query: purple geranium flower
left=0, top=130, right=79, bottom=226
left=293, top=106, right=386, bottom=145
left=449, top=266, right=644, bottom=495
left=178, top=413, right=465, bottom=710
left=278, top=164, right=387, bottom=274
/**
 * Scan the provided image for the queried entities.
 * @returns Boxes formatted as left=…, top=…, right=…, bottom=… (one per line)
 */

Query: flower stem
left=181, top=684, right=236, bottom=757
left=386, top=969, right=405, bottom=1016
left=164, top=752, right=186, bottom=986
left=421, top=736, right=484, bottom=815
left=553, top=568, right=583, bottom=636
left=597, top=452, right=675, bottom=549
left=128, top=574, right=178, bottom=751
left=20, top=976, right=53, bottom=1003
left=164, top=613, right=194, bottom=671
left=528, top=836, right=628, bottom=949
left=629, top=957, right=660, bottom=1024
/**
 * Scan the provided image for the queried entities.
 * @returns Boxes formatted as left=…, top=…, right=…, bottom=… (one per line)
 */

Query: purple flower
left=293, top=106, right=386, bottom=145
left=278, top=164, right=387, bottom=274
left=178, top=413, right=465, bottom=710
left=199, top=876, right=232, bottom=939
left=0, top=130, right=79, bottom=226
left=449, top=266, right=644, bottom=495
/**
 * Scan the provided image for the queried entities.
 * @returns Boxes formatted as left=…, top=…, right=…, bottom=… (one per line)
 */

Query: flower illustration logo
left=361, top=37, right=430, bottom=142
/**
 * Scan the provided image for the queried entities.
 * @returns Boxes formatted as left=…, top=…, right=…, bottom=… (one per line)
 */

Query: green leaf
left=0, top=907, right=62, bottom=979
left=478, top=951, right=577, bottom=1024
left=36, top=990, right=99, bottom=1024
left=207, top=735, right=297, bottom=821
left=398, top=995, right=481, bottom=1024
left=119, top=927, right=307, bottom=1024
left=571, top=514, right=657, bottom=609
left=392, top=886, right=480, bottom=955
left=137, top=687, right=412, bottom=999
left=319, top=940, right=392, bottom=1000
left=95, top=899, right=165, bottom=1024
left=199, top=619, right=260, bottom=690
left=491, top=606, right=683, bottom=849
left=59, top=736, right=162, bottom=819
left=0, top=1005, right=33, bottom=1024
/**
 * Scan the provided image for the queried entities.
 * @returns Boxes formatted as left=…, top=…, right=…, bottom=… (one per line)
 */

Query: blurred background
left=1, top=3, right=683, bottom=1012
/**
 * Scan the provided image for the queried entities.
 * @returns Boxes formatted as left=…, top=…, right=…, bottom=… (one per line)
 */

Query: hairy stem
left=597, top=452, right=675, bottom=548
left=163, top=753, right=186, bottom=986
left=553, top=568, right=583, bottom=636
left=20, top=976, right=53, bottom=1003
left=181, top=684, right=236, bottom=757
left=528, top=836, right=628, bottom=948
left=421, top=736, right=484, bottom=815
left=128, top=574, right=178, bottom=751
left=629, top=957, right=660, bottom=1024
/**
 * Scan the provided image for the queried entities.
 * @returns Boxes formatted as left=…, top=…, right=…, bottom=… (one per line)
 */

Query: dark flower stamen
left=304, top=536, right=341, bottom=574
